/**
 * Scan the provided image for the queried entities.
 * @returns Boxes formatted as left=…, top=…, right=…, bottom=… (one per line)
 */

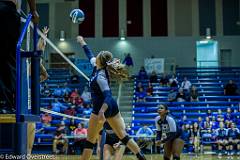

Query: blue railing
left=15, top=13, right=40, bottom=154
left=16, top=14, right=39, bottom=122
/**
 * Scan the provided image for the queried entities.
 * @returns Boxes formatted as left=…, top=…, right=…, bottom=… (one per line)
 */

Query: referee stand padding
left=0, top=114, right=16, bottom=123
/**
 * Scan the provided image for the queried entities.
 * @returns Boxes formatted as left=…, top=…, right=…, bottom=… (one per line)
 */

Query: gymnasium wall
left=223, top=0, right=240, bottom=35
left=199, top=0, right=216, bottom=36
left=33, top=0, right=240, bottom=73
left=175, top=0, right=193, bottom=36
left=53, top=36, right=240, bottom=72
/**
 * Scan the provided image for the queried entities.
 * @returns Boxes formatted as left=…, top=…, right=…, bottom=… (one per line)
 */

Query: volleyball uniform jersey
left=215, top=128, right=228, bottom=140
left=155, top=115, right=181, bottom=143
left=227, top=128, right=239, bottom=140
left=82, top=45, right=119, bottom=118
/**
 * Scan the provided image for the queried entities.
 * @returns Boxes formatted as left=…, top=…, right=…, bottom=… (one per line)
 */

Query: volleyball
left=70, top=9, right=85, bottom=24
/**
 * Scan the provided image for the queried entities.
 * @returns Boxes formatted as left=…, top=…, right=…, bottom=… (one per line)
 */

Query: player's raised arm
left=76, top=36, right=96, bottom=67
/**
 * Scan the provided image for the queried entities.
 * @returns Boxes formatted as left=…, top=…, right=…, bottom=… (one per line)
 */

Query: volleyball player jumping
left=77, top=36, right=146, bottom=160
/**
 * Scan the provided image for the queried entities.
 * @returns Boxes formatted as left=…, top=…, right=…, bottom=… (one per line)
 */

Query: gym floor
left=54, top=154, right=240, bottom=160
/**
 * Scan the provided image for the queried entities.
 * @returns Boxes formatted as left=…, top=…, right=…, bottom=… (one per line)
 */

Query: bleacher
left=34, top=67, right=240, bottom=154
left=34, top=68, right=89, bottom=153
left=132, top=67, right=240, bottom=152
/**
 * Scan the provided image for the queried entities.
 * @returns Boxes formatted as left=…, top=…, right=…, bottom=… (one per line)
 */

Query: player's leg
left=172, top=138, right=184, bottom=160
left=27, top=123, right=36, bottom=154
left=80, top=113, right=103, bottom=160
left=163, top=141, right=173, bottom=160
left=107, top=113, right=146, bottom=160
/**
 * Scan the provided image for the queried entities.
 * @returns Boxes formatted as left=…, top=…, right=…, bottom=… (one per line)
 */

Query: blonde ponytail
left=106, top=58, right=129, bottom=80
left=98, top=51, right=129, bottom=80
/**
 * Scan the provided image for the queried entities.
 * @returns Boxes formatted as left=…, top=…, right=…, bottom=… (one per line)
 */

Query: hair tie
left=106, top=58, right=120, bottom=66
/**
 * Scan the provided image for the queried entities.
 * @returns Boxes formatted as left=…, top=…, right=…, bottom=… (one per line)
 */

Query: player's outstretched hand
left=42, top=26, right=49, bottom=36
left=76, top=36, right=87, bottom=46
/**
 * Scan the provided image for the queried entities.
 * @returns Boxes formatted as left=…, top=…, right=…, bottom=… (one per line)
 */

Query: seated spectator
left=211, top=116, right=219, bottom=129
left=62, top=120, right=70, bottom=134
left=169, top=74, right=178, bottom=88
left=81, top=86, right=91, bottom=104
left=70, top=88, right=82, bottom=105
left=216, top=109, right=224, bottom=122
left=136, top=125, right=154, bottom=137
left=201, top=126, right=213, bottom=143
left=181, top=124, right=191, bottom=142
left=68, top=119, right=76, bottom=134
left=51, top=98, right=62, bottom=113
left=227, top=123, right=240, bottom=157
left=126, top=124, right=134, bottom=135
left=63, top=93, right=71, bottom=103
left=149, top=71, right=158, bottom=83
left=70, top=88, right=80, bottom=100
left=62, top=82, right=71, bottom=95
left=203, top=117, right=213, bottom=131
left=191, top=122, right=201, bottom=154
left=159, top=74, right=169, bottom=86
left=201, top=118, right=214, bottom=144
left=176, top=88, right=187, bottom=102
left=146, top=82, right=153, bottom=96
left=190, top=85, right=199, bottom=102
left=82, top=103, right=93, bottom=117
left=181, top=124, right=191, bottom=152
left=138, top=66, right=148, bottom=80
left=181, top=77, right=192, bottom=91
left=202, top=117, right=212, bottom=136
left=226, top=120, right=233, bottom=129
left=75, top=103, right=85, bottom=115
left=207, top=110, right=213, bottom=120
left=215, top=122, right=228, bottom=158
left=224, top=80, right=238, bottom=96
left=73, top=123, right=88, bottom=154
left=52, top=121, right=69, bottom=154
left=224, top=107, right=233, bottom=121
left=64, top=105, right=76, bottom=116
left=136, top=82, right=144, bottom=92
left=136, top=125, right=154, bottom=153
left=72, top=97, right=84, bottom=106
left=197, top=117, right=204, bottom=129
left=41, top=83, right=51, bottom=97
left=52, top=85, right=63, bottom=97
left=233, top=114, right=240, bottom=126
left=41, top=113, right=52, bottom=127
left=168, top=89, right=177, bottom=102
left=135, top=88, right=147, bottom=102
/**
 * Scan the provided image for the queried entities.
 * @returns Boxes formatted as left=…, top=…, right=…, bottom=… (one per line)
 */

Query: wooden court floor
left=55, top=154, right=240, bottom=160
